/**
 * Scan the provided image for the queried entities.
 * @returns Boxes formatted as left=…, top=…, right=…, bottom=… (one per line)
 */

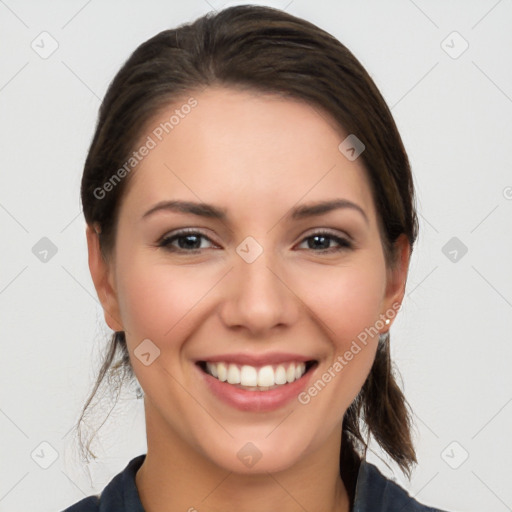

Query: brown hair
left=77, top=3, right=419, bottom=497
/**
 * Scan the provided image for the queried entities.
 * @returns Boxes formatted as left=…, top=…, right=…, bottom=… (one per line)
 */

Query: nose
left=218, top=244, right=300, bottom=336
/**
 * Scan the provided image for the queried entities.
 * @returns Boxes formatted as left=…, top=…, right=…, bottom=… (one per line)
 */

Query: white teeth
left=286, top=364, right=296, bottom=383
left=206, top=362, right=218, bottom=378
left=204, top=361, right=309, bottom=389
left=240, top=365, right=258, bottom=386
left=217, top=362, right=227, bottom=382
left=274, top=365, right=287, bottom=385
left=227, top=364, right=241, bottom=384
left=257, top=365, right=274, bottom=387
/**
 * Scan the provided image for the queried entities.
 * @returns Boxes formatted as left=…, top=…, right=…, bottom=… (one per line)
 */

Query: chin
left=199, top=430, right=312, bottom=475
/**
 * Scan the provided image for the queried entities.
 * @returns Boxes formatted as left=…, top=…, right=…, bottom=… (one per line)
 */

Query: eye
left=297, top=230, right=353, bottom=253
left=157, top=228, right=353, bottom=254
left=158, top=229, right=218, bottom=252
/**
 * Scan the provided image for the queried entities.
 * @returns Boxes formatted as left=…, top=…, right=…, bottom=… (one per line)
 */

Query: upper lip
left=196, top=352, right=316, bottom=366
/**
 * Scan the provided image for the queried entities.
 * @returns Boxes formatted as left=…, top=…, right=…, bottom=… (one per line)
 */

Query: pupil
left=309, top=235, right=329, bottom=249
left=180, top=235, right=200, bottom=249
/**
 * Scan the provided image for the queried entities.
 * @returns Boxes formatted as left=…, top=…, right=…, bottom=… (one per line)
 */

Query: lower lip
left=197, top=364, right=316, bottom=412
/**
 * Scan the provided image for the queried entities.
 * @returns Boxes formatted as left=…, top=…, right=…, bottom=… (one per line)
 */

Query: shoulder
left=61, top=454, right=146, bottom=512
left=353, top=460, right=450, bottom=512
left=62, top=495, right=100, bottom=511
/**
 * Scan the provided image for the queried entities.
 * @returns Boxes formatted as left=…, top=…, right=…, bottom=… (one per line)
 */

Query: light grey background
left=1, top=1, right=511, bottom=511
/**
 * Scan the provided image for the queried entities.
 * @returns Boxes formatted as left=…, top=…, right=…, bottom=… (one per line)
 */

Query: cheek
left=115, top=254, right=218, bottom=347
left=291, top=257, right=386, bottom=344
left=291, top=256, right=385, bottom=410
left=114, top=258, right=221, bottom=409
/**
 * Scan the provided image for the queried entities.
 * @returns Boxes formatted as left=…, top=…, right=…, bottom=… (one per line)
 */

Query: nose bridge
left=220, top=235, right=298, bottom=333
left=236, top=236, right=283, bottom=306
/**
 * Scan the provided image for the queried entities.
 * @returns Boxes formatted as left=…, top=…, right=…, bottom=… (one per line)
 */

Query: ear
left=86, top=224, right=124, bottom=332
left=381, top=233, right=411, bottom=332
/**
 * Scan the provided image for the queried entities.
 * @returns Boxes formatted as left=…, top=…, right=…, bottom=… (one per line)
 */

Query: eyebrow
left=142, top=198, right=368, bottom=225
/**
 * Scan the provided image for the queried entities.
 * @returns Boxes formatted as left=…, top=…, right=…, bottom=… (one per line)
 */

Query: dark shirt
left=61, top=454, right=449, bottom=512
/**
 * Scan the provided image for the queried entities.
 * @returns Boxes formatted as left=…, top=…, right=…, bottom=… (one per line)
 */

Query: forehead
left=120, top=86, right=376, bottom=225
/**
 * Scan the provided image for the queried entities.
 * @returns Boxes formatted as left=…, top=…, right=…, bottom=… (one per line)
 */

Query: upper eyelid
left=301, top=227, right=352, bottom=240
left=161, top=228, right=218, bottom=242
left=159, top=228, right=221, bottom=249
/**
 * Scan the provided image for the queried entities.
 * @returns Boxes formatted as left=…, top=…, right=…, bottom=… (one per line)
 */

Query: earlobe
left=85, top=224, right=124, bottom=332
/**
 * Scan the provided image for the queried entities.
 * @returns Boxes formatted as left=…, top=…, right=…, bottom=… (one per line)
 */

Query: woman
left=63, top=5, right=450, bottom=511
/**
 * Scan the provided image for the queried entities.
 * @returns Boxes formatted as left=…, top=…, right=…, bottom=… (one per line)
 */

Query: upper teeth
left=205, top=362, right=307, bottom=387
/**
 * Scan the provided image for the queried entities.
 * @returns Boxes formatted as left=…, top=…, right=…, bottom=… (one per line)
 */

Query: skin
left=87, top=86, right=410, bottom=512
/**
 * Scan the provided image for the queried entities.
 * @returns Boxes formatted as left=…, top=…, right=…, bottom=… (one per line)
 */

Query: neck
left=135, top=401, right=350, bottom=512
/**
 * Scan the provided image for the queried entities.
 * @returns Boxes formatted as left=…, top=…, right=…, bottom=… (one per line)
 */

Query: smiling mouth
left=197, top=360, right=318, bottom=391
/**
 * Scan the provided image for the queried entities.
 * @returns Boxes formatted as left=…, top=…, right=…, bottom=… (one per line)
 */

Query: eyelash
left=157, top=228, right=353, bottom=254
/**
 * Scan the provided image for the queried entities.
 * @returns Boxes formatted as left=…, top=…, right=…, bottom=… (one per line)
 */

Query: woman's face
left=88, top=86, right=409, bottom=474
